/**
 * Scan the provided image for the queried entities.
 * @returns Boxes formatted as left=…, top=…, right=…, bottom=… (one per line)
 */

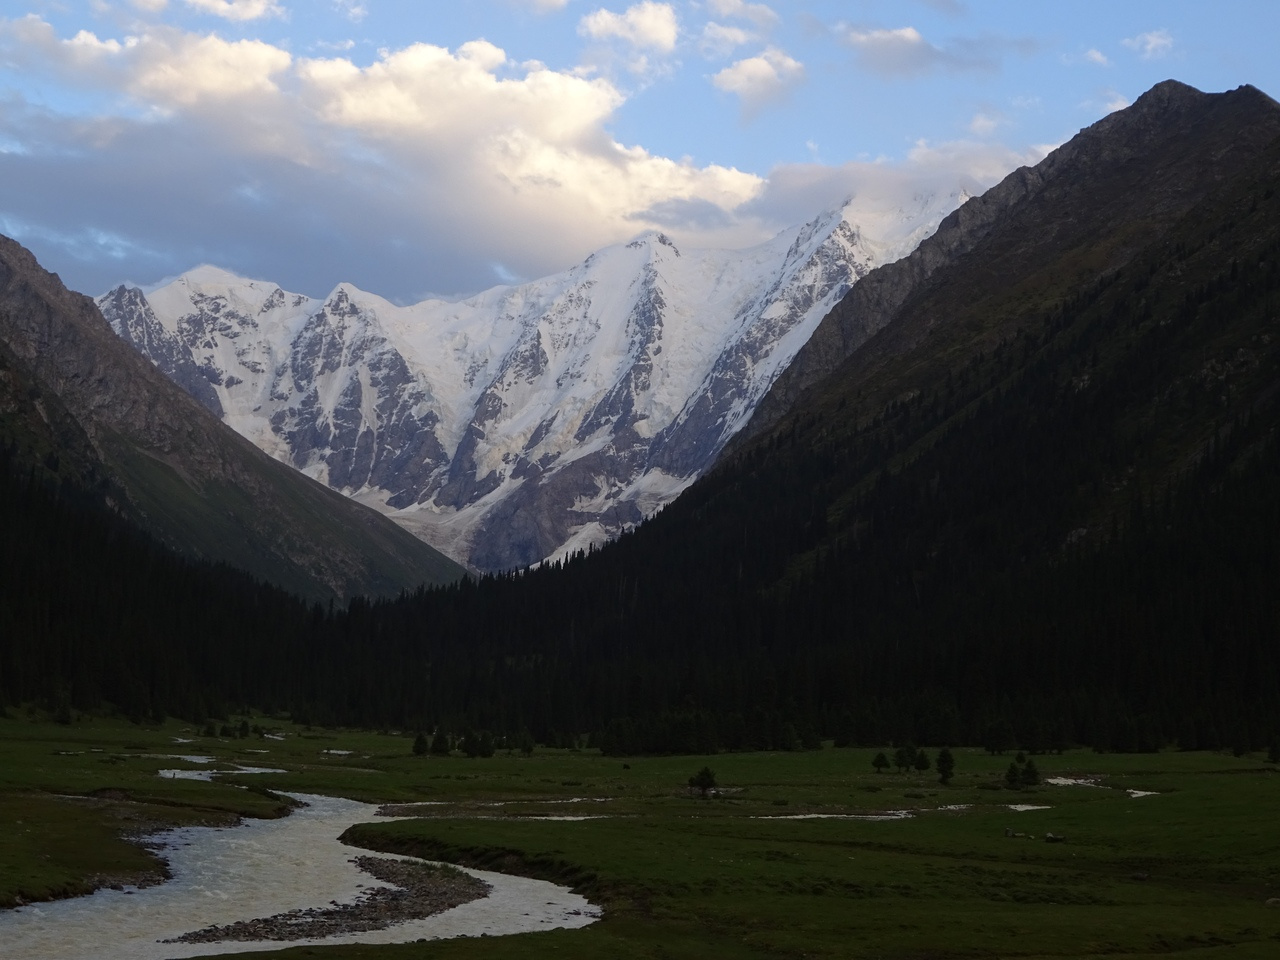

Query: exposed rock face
left=101, top=196, right=966, bottom=571
left=739, top=81, right=1280, bottom=441
left=0, top=236, right=464, bottom=600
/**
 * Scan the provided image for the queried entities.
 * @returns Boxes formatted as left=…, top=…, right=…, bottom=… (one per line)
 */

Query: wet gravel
left=164, top=856, right=491, bottom=944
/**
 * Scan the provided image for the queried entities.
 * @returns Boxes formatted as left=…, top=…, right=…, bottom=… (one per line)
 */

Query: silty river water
left=0, top=782, right=599, bottom=960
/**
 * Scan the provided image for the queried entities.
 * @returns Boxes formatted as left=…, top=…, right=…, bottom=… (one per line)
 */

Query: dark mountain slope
left=281, top=80, right=1278, bottom=747
left=742, top=81, right=1280, bottom=440
left=0, top=237, right=463, bottom=600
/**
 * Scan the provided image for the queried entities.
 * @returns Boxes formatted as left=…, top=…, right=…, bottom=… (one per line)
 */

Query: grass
left=2, top=708, right=1278, bottom=958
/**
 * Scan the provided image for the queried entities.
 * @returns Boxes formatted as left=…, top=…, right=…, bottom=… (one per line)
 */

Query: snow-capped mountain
left=99, top=193, right=967, bottom=571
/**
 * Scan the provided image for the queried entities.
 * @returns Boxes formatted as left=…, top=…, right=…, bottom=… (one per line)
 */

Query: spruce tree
left=413, top=731, right=428, bottom=756
left=689, top=766, right=717, bottom=798
left=936, top=747, right=955, bottom=785
left=1020, top=758, right=1040, bottom=786
left=872, top=751, right=890, bottom=773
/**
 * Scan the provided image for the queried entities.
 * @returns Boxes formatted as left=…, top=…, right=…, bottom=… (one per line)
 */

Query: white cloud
left=1122, top=29, right=1172, bottom=60
left=707, top=0, right=778, bottom=29
left=1104, top=90, right=1130, bottom=112
left=839, top=24, right=1032, bottom=76
left=0, top=18, right=769, bottom=298
left=516, top=0, right=570, bottom=10
left=712, top=46, right=803, bottom=112
left=132, top=0, right=170, bottom=12
left=700, top=22, right=753, bottom=59
left=2, top=18, right=292, bottom=108
left=183, top=0, right=286, bottom=21
left=332, top=1, right=367, bottom=23
left=0, top=13, right=1045, bottom=308
left=968, top=111, right=999, bottom=136
left=1084, top=48, right=1108, bottom=66
left=579, top=2, right=679, bottom=52
left=840, top=25, right=946, bottom=75
left=904, top=136, right=1049, bottom=181
left=741, top=138, right=1044, bottom=240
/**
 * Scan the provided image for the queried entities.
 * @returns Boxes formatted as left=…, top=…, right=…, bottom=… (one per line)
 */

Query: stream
left=0, top=791, right=600, bottom=959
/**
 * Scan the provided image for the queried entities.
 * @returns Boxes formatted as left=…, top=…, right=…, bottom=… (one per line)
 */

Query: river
left=0, top=791, right=599, bottom=959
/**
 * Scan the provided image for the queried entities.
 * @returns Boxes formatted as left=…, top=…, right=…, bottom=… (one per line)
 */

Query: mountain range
left=98, top=193, right=967, bottom=571
left=3, top=80, right=1277, bottom=749
left=0, top=237, right=463, bottom=601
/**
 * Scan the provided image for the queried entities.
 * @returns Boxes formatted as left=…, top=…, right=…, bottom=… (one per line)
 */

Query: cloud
left=578, top=2, right=679, bottom=52
left=132, top=0, right=170, bottom=12
left=700, top=22, right=753, bottom=59
left=1122, top=29, right=1172, bottom=60
left=712, top=46, right=804, bottom=112
left=2, top=18, right=292, bottom=109
left=1103, top=90, right=1130, bottom=112
left=0, top=14, right=1048, bottom=309
left=332, top=1, right=367, bottom=23
left=1084, top=48, right=1108, bottom=66
left=0, top=17, right=766, bottom=302
left=183, top=0, right=286, bottom=22
left=917, top=0, right=965, bottom=14
left=707, top=0, right=778, bottom=29
left=516, top=0, right=570, bottom=10
left=839, top=24, right=1033, bottom=76
left=968, top=111, right=999, bottom=136
left=740, top=137, right=1046, bottom=244
left=629, top=196, right=736, bottom=231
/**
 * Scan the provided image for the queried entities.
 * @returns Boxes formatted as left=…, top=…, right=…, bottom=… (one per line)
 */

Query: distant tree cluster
left=873, top=747, right=955, bottom=784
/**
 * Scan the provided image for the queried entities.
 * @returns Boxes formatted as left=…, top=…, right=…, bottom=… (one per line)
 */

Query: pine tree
left=430, top=730, right=450, bottom=755
left=872, top=751, right=890, bottom=773
left=913, top=748, right=931, bottom=772
left=689, top=766, right=717, bottom=798
left=1005, top=762, right=1021, bottom=788
left=894, top=744, right=917, bottom=772
left=412, top=731, right=428, bottom=756
left=1020, top=758, right=1040, bottom=786
left=936, top=747, right=955, bottom=785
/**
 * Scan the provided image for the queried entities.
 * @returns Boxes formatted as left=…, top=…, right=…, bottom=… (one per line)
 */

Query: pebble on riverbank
left=162, top=857, right=491, bottom=944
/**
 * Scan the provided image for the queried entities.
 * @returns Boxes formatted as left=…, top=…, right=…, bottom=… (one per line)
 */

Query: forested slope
left=3, top=82, right=1277, bottom=755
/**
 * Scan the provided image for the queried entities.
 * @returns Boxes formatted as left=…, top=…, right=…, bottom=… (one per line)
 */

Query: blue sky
left=2, top=1, right=1278, bottom=302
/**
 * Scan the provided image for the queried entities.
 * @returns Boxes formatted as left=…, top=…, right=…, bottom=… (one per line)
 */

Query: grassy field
left=1, top=709, right=1278, bottom=959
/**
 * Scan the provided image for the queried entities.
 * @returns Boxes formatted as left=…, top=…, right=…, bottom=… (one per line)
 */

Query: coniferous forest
left=3, top=122, right=1278, bottom=758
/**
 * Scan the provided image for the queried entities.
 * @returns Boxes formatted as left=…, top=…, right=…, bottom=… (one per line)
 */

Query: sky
left=2, top=1, right=1278, bottom=304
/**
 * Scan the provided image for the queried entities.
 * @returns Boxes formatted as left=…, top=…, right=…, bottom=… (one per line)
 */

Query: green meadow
left=1, top=710, right=1278, bottom=959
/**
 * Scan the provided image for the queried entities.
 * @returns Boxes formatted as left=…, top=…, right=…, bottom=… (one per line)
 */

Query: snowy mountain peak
left=101, top=190, right=966, bottom=571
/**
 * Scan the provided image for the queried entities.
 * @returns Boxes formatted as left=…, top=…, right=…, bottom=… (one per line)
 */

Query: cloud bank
left=0, top=11, right=1029, bottom=302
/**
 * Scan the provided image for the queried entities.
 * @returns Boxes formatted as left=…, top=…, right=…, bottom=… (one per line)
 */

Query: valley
left=2, top=69, right=1279, bottom=960
left=1, top=714, right=1277, bottom=959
